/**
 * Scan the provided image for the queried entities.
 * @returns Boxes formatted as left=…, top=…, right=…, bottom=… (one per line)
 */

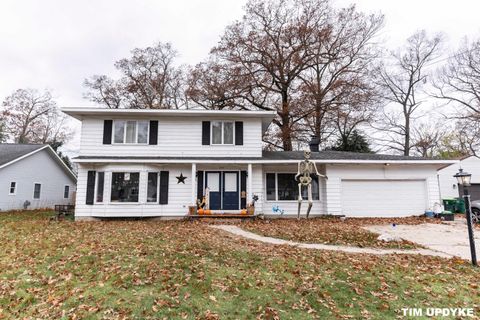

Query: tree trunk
left=280, top=92, right=292, bottom=151
left=404, top=113, right=410, bottom=156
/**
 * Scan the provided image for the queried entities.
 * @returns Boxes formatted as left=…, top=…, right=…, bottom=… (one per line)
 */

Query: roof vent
left=309, top=136, right=320, bottom=152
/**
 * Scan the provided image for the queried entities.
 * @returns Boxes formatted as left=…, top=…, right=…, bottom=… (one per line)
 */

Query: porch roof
left=73, top=151, right=458, bottom=165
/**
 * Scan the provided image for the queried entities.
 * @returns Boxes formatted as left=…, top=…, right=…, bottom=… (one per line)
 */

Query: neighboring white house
left=63, top=107, right=457, bottom=220
left=438, top=155, right=480, bottom=200
left=0, top=144, right=77, bottom=211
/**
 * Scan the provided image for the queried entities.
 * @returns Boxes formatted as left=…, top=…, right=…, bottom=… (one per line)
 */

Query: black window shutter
left=235, top=121, right=243, bottom=145
left=197, top=170, right=204, bottom=201
left=159, top=171, right=169, bottom=204
left=202, top=121, right=210, bottom=145
left=103, top=120, right=113, bottom=144
left=149, top=120, right=158, bottom=145
left=240, top=170, right=247, bottom=209
left=86, top=171, right=96, bottom=205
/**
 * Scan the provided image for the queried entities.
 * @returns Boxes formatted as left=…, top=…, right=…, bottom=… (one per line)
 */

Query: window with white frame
left=111, top=172, right=140, bottom=202
left=9, top=182, right=16, bottom=195
left=33, top=183, right=41, bottom=199
left=113, top=120, right=149, bottom=144
left=211, top=121, right=234, bottom=145
left=64, top=185, right=70, bottom=199
left=266, top=173, right=319, bottom=201
left=147, top=172, right=159, bottom=203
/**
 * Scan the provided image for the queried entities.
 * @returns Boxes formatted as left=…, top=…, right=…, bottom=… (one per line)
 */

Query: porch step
left=188, top=213, right=256, bottom=219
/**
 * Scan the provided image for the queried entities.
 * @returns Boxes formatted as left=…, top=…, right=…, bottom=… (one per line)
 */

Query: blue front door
left=223, top=172, right=239, bottom=210
left=205, top=171, right=239, bottom=210
left=206, top=172, right=221, bottom=210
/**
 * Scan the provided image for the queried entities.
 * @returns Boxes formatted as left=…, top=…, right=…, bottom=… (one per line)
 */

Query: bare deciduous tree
left=298, top=6, right=383, bottom=145
left=1, top=89, right=72, bottom=144
left=84, top=42, right=188, bottom=109
left=376, top=31, right=442, bottom=156
left=210, top=0, right=331, bottom=150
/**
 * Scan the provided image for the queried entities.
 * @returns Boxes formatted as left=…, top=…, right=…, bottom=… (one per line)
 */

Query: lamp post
left=453, top=169, right=477, bottom=266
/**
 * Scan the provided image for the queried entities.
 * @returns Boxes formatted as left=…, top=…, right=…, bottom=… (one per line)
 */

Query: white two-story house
left=63, top=108, right=457, bottom=220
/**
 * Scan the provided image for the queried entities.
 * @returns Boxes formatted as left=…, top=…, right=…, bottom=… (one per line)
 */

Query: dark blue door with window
left=223, top=172, right=239, bottom=210
left=206, top=172, right=221, bottom=210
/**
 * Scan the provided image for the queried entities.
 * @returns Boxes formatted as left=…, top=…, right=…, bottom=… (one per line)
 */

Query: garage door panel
left=341, top=180, right=427, bottom=217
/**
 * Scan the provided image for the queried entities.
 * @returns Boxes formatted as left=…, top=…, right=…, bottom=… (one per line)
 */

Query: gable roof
left=0, top=144, right=46, bottom=167
left=0, top=144, right=77, bottom=181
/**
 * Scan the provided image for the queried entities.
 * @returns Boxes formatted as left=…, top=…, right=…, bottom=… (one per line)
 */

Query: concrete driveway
left=365, top=218, right=480, bottom=260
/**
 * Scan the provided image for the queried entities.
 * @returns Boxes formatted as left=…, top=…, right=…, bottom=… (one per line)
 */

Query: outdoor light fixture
left=453, top=168, right=477, bottom=266
left=454, top=168, right=472, bottom=186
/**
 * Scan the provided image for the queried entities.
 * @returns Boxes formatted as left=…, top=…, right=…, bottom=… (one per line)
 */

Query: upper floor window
left=9, top=182, right=16, bottom=195
left=33, top=183, right=41, bottom=199
left=113, top=120, right=149, bottom=144
left=211, top=121, right=234, bottom=145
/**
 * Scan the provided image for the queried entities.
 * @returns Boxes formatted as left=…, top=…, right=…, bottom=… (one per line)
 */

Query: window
left=64, top=185, right=70, bottom=199
left=111, top=172, right=139, bottom=202
left=33, top=183, right=41, bottom=199
left=147, top=172, right=158, bottom=203
left=113, top=120, right=149, bottom=144
left=96, top=172, right=105, bottom=203
left=211, top=121, right=234, bottom=145
left=266, top=173, right=319, bottom=201
left=9, top=182, right=16, bottom=195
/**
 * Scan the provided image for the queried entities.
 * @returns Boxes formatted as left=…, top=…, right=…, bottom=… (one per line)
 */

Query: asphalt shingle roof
left=0, top=144, right=46, bottom=167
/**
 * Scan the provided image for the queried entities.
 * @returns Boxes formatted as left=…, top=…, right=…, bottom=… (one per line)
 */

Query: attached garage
left=341, top=179, right=428, bottom=217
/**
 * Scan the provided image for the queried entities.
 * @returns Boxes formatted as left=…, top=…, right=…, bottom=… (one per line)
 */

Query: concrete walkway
left=364, top=219, right=480, bottom=260
left=211, top=225, right=454, bottom=259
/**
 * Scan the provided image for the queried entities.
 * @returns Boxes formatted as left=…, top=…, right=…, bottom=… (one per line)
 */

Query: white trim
left=8, top=181, right=17, bottom=195
left=73, top=158, right=459, bottom=165
left=110, top=171, right=141, bottom=204
left=210, top=121, right=235, bottom=145
left=264, top=172, right=320, bottom=202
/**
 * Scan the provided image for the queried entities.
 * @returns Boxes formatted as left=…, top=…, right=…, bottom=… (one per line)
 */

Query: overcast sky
left=1, top=0, right=479, bottom=153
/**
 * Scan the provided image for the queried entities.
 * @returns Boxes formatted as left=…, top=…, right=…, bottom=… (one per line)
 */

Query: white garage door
left=341, top=180, right=427, bottom=217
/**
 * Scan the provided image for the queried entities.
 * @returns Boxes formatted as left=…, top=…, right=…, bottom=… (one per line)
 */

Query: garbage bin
left=442, top=199, right=457, bottom=212
left=455, top=198, right=466, bottom=214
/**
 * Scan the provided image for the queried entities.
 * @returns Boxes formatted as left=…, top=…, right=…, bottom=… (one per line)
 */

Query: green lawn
left=0, top=211, right=478, bottom=319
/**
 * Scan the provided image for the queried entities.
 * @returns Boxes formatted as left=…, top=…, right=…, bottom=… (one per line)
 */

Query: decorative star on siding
left=176, top=173, right=187, bottom=184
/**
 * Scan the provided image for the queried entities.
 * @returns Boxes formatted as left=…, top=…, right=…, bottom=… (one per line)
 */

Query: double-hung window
left=266, top=173, right=319, bottom=201
left=113, top=120, right=149, bottom=144
left=211, top=121, right=234, bottom=145
left=111, top=172, right=140, bottom=202
left=33, top=183, right=41, bottom=199
left=9, top=182, right=16, bottom=195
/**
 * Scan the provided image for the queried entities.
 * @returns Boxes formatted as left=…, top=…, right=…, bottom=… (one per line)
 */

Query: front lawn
left=241, top=217, right=436, bottom=249
left=0, top=211, right=478, bottom=319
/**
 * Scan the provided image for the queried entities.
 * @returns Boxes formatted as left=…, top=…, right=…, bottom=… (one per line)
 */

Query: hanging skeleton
left=295, top=150, right=328, bottom=219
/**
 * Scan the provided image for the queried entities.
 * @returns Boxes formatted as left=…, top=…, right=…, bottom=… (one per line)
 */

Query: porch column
left=191, top=163, right=197, bottom=205
left=247, top=163, right=253, bottom=204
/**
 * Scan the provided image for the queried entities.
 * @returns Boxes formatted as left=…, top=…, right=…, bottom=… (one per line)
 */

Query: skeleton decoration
left=295, top=150, right=328, bottom=219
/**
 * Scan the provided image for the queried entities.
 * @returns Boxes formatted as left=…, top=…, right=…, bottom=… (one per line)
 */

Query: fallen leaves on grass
left=240, top=217, right=429, bottom=249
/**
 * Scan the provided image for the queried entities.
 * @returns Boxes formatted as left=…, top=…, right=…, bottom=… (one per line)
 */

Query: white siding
left=438, top=156, right=480, bottom=199
left=326, top=164, right=441, bottom=217
left=79, top=116, right=262, bottom=158
left=0, top=149, right=76, bottom=211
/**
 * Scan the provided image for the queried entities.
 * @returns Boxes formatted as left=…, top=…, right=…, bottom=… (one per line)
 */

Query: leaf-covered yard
left=241, top=217, right=442, bottom=249
left=0, top=211, right=479, bottom=319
